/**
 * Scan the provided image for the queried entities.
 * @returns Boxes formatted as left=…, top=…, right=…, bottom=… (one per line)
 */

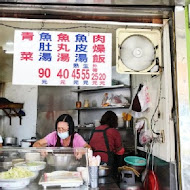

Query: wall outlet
left=153, top=130, right=165, bottom=143
left=160, top=130, right=165, bottom=143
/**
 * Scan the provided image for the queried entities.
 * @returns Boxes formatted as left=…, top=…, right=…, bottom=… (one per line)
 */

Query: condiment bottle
left=84, top=99, right=90, bottom=108
left=76, top=101, right=82, bottom=108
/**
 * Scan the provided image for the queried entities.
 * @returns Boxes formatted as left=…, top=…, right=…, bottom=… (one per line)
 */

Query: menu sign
left=13, top=30, right=112, bottom=86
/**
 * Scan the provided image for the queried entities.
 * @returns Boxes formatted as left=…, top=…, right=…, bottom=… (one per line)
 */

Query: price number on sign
left=91, top=73, right=106, bottom=80
left=39, top=68, right=51, bottom=78
left=57, top=69, right=69, bottom=79
left=72, top=69, right=90, bottom=80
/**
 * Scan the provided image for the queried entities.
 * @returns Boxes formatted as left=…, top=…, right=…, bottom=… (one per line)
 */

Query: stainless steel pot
left=99, top=166, right=111, bottom=177
left=0, top=161, right=12, bottom=171
left=0, top=157, right=12, bottom=171
left=4, top=137, right=17, bottom=145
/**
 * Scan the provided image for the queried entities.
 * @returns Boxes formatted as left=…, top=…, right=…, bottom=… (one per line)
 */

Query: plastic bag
left=131, top=84, right=150, bottom=113
left=139, top=129, right=153, bottom=146
left=101, top=93, right=109, bottom=107
left=109, top=94, right=129, bottom=106
left=138, top=85, right=150, bottom=112
left=135, top=118, right=152, bottom=146
left=135, top=120, right=145, bottom=131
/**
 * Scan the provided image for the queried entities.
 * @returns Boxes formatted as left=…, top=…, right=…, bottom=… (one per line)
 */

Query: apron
left=90, top=126, right=114, bottom=166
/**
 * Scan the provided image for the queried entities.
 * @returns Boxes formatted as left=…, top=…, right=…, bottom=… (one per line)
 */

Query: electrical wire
left=150, top=73, right=163, bottom=134
left=0, top=22, right=117, bottom=31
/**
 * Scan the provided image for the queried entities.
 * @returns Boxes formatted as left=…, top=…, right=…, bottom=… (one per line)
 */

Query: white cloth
left=0, top=135, right=3, bottom=143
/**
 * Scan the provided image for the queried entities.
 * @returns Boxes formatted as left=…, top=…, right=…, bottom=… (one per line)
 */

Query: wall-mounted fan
left=116, top=28, right=162, bottom=74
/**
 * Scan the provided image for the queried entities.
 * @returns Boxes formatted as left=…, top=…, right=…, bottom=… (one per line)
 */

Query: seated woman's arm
left=33, top=138, right=48, bottom=147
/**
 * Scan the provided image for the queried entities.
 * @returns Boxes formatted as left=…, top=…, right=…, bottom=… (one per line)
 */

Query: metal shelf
left=76, top=127, right=94, bottom=130
left=72, top=84, right=130, bottom=93
left=74, top=84, right=131, bottom=125
left=74, top=105, right=130, bottom=110
left=0, top=103, right=24, bottom=125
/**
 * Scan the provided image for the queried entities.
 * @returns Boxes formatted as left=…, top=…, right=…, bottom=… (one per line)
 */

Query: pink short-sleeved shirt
left=45, top=131, right=86, bottom=148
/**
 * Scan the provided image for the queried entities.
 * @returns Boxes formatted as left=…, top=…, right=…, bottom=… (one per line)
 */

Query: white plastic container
left=25, top=153, right=41, bottom=162
left=94, top=120, right=100, bottom=127
left=118, top=116, right=124, bottom=128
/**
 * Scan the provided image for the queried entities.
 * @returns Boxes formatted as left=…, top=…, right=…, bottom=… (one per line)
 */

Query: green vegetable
left=0, top=167, right=34, bottom=179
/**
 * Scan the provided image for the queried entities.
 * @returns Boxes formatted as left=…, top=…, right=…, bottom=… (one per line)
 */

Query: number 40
left=57, top=69, right=69, bottom=79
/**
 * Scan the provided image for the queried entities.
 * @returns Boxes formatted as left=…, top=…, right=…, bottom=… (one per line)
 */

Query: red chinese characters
left=57, top=44, right=70, bottom=52
left=20, top=32, right=34, bottom=61
left=21, top=32, right=34, bottom=41
left=57, top=33, right=70, bottom=42
left=57, top=33, right=70, bottom=62
left=92, top=34, right=106, bottom=86
left=20, top=52, right=33, bottom=61
left=92, top=35, right=105, bottom=64
left=57, top=53, right=70, bottom=62
left=93, top=44, right=105, bottom=53
left=93, top=35, right=105, bottom=43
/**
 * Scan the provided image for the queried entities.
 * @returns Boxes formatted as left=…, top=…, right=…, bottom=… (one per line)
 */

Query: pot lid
left=21, top=139, right=36, bottom=142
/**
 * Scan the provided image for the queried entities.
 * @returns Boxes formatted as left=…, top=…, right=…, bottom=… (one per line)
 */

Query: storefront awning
left=0, top=0, right=188, bottom=6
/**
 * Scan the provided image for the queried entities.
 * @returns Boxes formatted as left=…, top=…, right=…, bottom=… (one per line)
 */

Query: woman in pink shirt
left=33, top=114, right=90, bottom=149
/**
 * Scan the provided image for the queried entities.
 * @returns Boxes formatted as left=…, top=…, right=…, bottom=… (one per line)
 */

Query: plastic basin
left=124, top=156, right=146, bottom=173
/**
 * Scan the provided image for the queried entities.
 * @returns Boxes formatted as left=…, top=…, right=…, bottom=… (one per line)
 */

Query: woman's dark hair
left=55, top=114, right=75, bottom=136
left=100, top=111, right=118, bottom=128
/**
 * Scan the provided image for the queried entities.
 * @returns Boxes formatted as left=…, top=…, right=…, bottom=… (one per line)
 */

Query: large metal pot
left=46, top=153, right=85, bottom=171
left=4, top=137, right=17, bottom=146
left=99, top=166, right=111, bottom=177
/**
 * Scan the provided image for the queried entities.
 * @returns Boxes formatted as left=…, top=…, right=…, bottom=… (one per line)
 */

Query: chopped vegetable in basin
left=0, top=167, right=34, bottom=179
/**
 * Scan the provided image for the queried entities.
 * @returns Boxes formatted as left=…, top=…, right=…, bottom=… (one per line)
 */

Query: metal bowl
left=0, top=160, right=12, bottom=171
left=99, top=166, right=111, bottom=177
left=46, top=153, right=85, bottom=171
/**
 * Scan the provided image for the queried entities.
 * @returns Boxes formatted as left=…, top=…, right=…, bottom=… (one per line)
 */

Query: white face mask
left=57, top=131, right=69, bottom=139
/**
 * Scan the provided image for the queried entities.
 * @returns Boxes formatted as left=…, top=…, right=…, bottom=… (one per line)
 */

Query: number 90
left=38, top=68, right=51, bottom=78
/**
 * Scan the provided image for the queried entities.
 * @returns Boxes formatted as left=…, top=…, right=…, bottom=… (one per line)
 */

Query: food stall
left=0, top=147, right=97, bottom=190
left=0, top=0, right=189, bottom=190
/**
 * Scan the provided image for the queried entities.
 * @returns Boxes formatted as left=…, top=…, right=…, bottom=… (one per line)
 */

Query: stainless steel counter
left=18, top=170, right=120, bottom=190
left=25, top=183, right=120, bottom=190
left=0, top=148, right=120, bottom=190
left=23, top=181, right=120, bottom=190
left=24, top=182, right=88, bottom=190
left=99, top=183, right=120, bottom=190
